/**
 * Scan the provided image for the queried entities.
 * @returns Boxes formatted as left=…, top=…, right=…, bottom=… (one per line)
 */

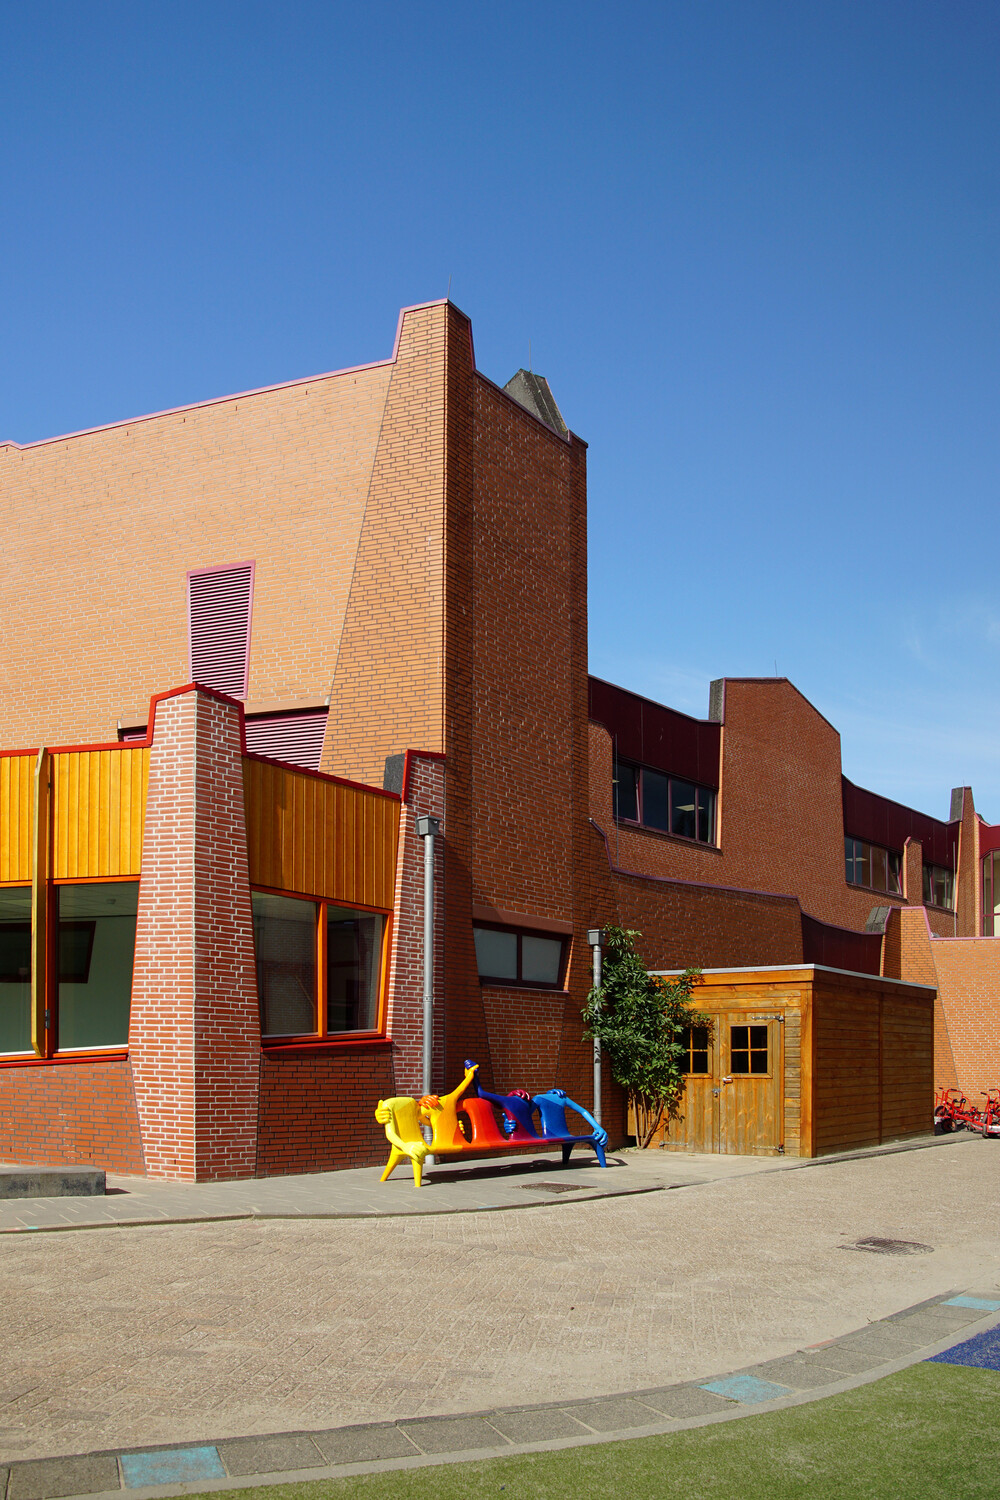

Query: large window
left=252, top=891, right=386, bottom=1039
left=845, top=837, right=902, bottom=895
left=0, top=881, right=138, bottom=1057
left=473, top=924, right=567, bottom=989
left=983, top=852, right=1000, bottom=935
left=613, top=760, right=716, bottom=846
left=923, top=863, right=954, bottom=911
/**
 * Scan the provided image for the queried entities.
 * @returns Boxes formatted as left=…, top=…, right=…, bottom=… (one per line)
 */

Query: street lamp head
left=416, top=815, right=442, bottom=839
left=587, top=928, right=605, bottom=948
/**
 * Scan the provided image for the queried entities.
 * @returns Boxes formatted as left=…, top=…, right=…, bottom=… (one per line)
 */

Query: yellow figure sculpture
left=418, top=1060, right=479, bottom=1153
left=375, top=1096, right=428, bottom=1187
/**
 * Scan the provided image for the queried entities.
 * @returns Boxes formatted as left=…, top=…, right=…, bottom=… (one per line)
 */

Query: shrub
left=582, top=926, right=707, bottom=1147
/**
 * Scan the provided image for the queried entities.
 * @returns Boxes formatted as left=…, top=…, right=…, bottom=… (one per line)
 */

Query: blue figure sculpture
left=466, top=1061, right=608, bottom=1167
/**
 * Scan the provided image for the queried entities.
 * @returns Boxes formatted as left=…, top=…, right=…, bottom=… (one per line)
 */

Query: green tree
left=582, top=927, right=707, bottom=1148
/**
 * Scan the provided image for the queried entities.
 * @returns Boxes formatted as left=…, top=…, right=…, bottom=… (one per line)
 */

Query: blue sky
left=2, top=2, right=997, bottom=819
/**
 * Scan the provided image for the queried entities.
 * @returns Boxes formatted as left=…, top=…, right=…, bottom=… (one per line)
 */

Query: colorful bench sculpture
left=376, top=1059, right=609, bottom=1186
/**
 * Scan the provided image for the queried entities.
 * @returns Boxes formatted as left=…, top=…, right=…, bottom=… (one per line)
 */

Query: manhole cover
left=845, top=1237, right=934, bottom=1256
left=520, top=1181, right=585, bottom=1194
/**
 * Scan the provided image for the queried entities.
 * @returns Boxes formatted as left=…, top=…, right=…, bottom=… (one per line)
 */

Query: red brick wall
left=130, top=687, right=260, bottom=1180
left=0, top=347, right=395, bottom=747
left=322, top=304, right=449, bottom=785
left=384, top=755, right=446, bottom=1096
left=591, top=681, right=908, bottom=933
left=612, top=867, right=805, bottom=971
left=256, top=1046, right=396, bottom=1174
left=0, top=1059, right=144, bottom=1173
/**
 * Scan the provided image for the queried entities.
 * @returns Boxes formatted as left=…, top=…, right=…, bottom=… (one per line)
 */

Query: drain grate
left=845, top=1237, right=934, bottom=1256
left=519, top=1181, right=586, bottom=1194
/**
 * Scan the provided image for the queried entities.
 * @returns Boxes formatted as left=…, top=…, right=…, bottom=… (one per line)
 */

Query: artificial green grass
left=194, top=1362, right=1000, bottom=1500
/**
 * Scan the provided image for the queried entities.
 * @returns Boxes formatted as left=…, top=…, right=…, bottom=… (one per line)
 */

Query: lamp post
left=587, top=928, right=605, bottom=1126
left=415, top=816, right=441, bottom=1109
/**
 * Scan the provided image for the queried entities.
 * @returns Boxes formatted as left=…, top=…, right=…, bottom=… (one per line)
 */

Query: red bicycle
left=934, top=1086, right=1000, bottom=1137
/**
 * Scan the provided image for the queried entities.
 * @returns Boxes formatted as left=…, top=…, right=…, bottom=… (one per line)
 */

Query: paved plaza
left=0, top=1134, right=997, bottom=1483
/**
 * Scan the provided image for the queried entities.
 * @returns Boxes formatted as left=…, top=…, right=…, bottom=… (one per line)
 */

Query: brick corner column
left=384, top=755, right=445, bottom=1097
left=130, top=688, right=261, bottom=1180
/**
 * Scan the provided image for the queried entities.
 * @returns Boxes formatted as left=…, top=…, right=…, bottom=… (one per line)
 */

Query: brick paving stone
left=216, top=1434, right=325, bottom=1476
left=310, top=1425, right=421, bottom=1464
left=746, top=1356, right=846, bottom=1390
left=8, top=1455, right=120, bottom=1499
left=397, top=1416, right=510, bottom=1454
left=484, top=1409, right=592, bottom=1443
left=635, top=1385, right=736, bottom=1418
left=563, top=1398, right=663, bottom=1432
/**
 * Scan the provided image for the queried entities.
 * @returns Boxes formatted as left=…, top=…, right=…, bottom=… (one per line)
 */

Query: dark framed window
left=55, top=883, right=138, bottom=1051
left=845, top=836, right=902, bottom=895
left=251, top=889, right=387, bottom=1040
left=0, top=889, right=31, bottom=1054
left=613, top=759, right=717, bottom=846
left=730, top=1024, right=769, bottom=1075
left=680, top=1024, right=711, bottom=1075
left=923, top=863, right=954, bottom=911
left=983, top=852, right=1000, bottom=936
left=473, top=924, right=568, bottom=989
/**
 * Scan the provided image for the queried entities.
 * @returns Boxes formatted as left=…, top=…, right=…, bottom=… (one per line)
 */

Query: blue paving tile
left=700, top=1375, right=792, bottom=1404
left=121, top=1446, right=226, bottom=1487
left=927, top=1326, right=1000, bottom=1372
left=943, top=1296, right=1000, bottom=1311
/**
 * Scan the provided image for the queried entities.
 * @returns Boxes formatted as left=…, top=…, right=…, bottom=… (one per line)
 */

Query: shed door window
left=730, top=1024, right=769, bottom=1075
left=188, top=562, right=255, bottom=698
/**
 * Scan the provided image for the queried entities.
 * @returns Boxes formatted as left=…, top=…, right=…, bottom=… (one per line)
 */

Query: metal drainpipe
left=416, top=815, right=441, bottom=1163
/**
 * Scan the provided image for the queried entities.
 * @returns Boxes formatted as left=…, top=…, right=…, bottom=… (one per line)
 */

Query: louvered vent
left=245, top=711, right=328, bottom=771
left=187, top=562, right=255, bottom=698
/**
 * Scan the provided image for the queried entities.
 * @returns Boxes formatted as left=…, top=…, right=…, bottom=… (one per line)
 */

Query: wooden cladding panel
left=50, top=749, right=149, bottom=878
left=812, top=995, right=882, bottom=1153
left=0, top=755, right=35, bottom=883
left=881, top=997, right=934, bottom=1140
left=243, top=759, right=399, bottom=909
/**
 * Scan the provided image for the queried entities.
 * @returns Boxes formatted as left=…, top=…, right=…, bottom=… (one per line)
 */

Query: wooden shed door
left=718, top=1016, right=784, bottom=1154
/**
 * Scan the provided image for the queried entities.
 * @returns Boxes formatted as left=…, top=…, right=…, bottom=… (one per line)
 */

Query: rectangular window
left=188, top=561, right=255, bottom=699
left=730, top=1023, right=768, bottom=1075
left=845, top=836, right=902, bottom=895
left=612, top=760, right=639, bottom=822
left=681, top=1024, right=710, bottom=1075
left=473, top=924, right=567, bottom=989
left=983, top=852, right=1000, bottom=936
left=252, top=890, right=387, bottom=1040
left=923, top=863, right=954, bottom=911
left=55, top=882, right=138, bottom=1051
left=0, top=887, right=31, bottom=1054
left=613, top=759, right=717, bottom=846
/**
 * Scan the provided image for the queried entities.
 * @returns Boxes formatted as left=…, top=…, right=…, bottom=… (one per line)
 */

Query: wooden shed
left=650, top=965, right=935, bottom=1158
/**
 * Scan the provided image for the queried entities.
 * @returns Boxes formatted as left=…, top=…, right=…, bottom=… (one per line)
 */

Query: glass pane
left=730, top=1049, right=750, bottom=1073
left=613, top=761, right=639, bottom=821
left=697, top=788, right=715, bottom=844
left=670, top=780, right=697, bottom=840
left=326, top=907, right=383, bottom=1032
left=474, top=927, right=518, bottom=980
left=521, top=934, right=563, bottom=986
left=253, top=892, right=317, bottom=1036
left=855, top=841, right=870, bottom=888
left=922, top=866, right=932, bottom=904
left=686, top=1025, right=710, bottom=1074
left=0, top=886, right=31, bottom=1053
left=887, top=852, right=902, bottom=895
left=870, top=846, right=887, bottom=892
left=845, top=836, right=855, bottom=884
left=642, top=769, right=669, bottom=831
left=993, top=853, right=1000, bottom=918
left=749, top=1050, right=769, bottom=1074
left=748, top=1026, right=768, bottom=1048
left=57, top=882, right=138, bottom=1050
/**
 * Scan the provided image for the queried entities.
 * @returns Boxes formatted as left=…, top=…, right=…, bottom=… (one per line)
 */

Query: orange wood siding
left=879, top=995, right=934, bottom=1142
left=50, top=748, right=149, bottom=878
left=0, top=755, right=35, bottom=883
left=243, top=759, right=399, bottom=909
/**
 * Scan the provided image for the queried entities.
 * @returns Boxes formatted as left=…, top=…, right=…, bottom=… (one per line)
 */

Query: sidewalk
left=3, top=1287, right=999, bottom=1499
left=0, top=1131, right=961, bottom=1234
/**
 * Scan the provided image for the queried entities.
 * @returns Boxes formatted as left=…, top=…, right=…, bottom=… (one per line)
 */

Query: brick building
left=0, top=298, right=995, bottom=1176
